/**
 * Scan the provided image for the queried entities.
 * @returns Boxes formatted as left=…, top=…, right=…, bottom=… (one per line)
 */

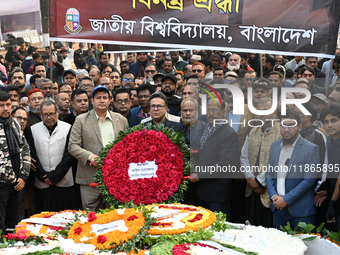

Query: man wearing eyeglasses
left=144, top=63, right=157, bottom=81
left=99, top=76, right=113, bottom=91
left=191, top=63, right=205, bottom=81
left=30, top=100, right=76, bottom=212
left=69, top=85, right=128, bottom=210
left=143, top=92, right=185, bottom=133
left=266, top=111, right=319, bottom=229
left=121, top=70, right=136, bottom=88
left=12, top=106, right=28, bottom=132
left=114, top=88, right=142, bottom=128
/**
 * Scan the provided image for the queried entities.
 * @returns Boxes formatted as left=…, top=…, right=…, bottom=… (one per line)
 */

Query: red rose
left=127, top=215, right=138, bottom=221
left=87, top=211, right=97, bottom=222
left=161, top=193, right=168, bottom=201
left=74, top=227, right=83, bottom=234
left=97, top=235, right=107, bottom=243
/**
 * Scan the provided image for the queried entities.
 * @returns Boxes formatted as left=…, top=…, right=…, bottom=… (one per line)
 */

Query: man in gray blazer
left=69, top=85, right=128, bottom=210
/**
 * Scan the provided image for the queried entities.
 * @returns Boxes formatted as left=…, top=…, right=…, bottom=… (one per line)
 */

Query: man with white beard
left=227, top=53, right=246, bottom=78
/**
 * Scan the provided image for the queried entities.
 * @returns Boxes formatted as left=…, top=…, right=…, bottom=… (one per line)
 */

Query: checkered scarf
left=200, top=115, right=226, bottom=149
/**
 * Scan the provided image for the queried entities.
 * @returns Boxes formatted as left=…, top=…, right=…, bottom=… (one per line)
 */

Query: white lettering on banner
left=22, top=218, right=67, bottom=227
left=239, top=24, right=317, bottom=45
left=87, top=15, right=317, bottom=46
left=91, top=219, right=128, bottom=235
left=128, top=160, right=158, bottom=180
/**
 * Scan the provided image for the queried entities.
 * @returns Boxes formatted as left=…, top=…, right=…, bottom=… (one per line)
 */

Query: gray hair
left=37, top=78, right=53, bottom=89
left=40, top=99, right=58, bottom=113
left=149, top=92, right=168, bottom=105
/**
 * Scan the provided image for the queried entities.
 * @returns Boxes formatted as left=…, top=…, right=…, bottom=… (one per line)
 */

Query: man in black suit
left=62, top=89, right=89, bottom=126
left=143, top=92, right=186, bottom=134
left=181, top=97, right=206, bottom=204
left=189, top=97, right=239, bottom=216
left=114, top=88, right=142, bottom=128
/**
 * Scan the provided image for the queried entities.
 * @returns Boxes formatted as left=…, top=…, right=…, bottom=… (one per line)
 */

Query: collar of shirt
left=94, top=111, right=112, bottom=122
left=327, top=135, right=340, bottom=146
left=280, top=134, right=300, bottom=150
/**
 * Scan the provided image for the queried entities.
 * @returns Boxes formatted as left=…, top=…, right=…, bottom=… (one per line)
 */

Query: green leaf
left=302, top=236, right=317, bottom=241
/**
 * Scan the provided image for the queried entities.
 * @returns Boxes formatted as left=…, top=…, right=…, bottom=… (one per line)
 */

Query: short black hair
left=30, top=74, right=41, bottom=85
left=268, top=71, right=283, bottom=79
left=186, top=75, right=199, bottom=82
left=79, top=76, right=94, bottom=85
left=33, top=62, right=45, bottom=73
left=213, top=66, right=225, bottom=74
left=114, top=88, right=132, bottom=101
left=71, top=89, right=87, bottom=101
left=136, top=83, right=156, bottom=95
left=280, top=110, right=302, bottom=126
left=265, top=55, right=275, bottom=67
left=5, top=85, right=20, bottom=95
left=28, top=46, right=36, bottom=55
left=59, top=83, right=72, bottom=92
left=78, top=57, right=86, bottom=69
left=99, top=51, right=110, bottom=59
left=11, top=68, right=26, bottom=80
left=121, top=70, right=136, bottom=80
left=32, top=52, right=41, bottom=60
left=305, top=56, right=318, bottom=62
left=0, top=91, right=11, bottom=102
left=100, top=63, right=116, bottom=73
left=301, top=65, right=315, bottom=75
left=320, top=103, right=340, bottom=123
left=200, top=58, right=212, bottom=69
left=150, top=92, right=168, bottom=105
left=120, top=60, right=129, bottom=66
left=239, top=52, right=249, bottom=60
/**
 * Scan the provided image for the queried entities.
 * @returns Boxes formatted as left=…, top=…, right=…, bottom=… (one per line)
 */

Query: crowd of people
left=1, top=42, right=340, bottom=234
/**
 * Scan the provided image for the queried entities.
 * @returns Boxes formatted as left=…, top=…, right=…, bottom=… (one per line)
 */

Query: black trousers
left=0, top=183, right=25, bottom=231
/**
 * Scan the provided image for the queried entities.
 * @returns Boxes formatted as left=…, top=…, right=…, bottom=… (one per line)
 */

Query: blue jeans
left=273, top=207, right=315, bottom=230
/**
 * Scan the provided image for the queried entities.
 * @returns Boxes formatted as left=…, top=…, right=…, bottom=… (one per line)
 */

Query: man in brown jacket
left=69, top=85, right=128, bottom=210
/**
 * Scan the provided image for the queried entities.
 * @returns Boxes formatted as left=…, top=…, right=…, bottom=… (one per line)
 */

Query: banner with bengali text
left=50, top=0, right=340, bottom=58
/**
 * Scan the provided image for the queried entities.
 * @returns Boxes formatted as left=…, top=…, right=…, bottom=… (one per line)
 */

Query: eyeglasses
left=192, top=69, right=203, bottom=73
left=80, top=84, right=94, bottom=89
left=122, top=78, right=134, bottom=82
left=13, top=116, right=27, bottom=122
left=280, top=124, right=297, bottom=130
left=42, top=112, right=57, bottom=118
left=11, top=105, right=19, bottom=109
left=30, top=97, right=44, bottom=102
left=117, top=99, right=130, bottom=105
left=145, top=70, right=156, bottom=74
left=151, top=104, right=167, bottom=110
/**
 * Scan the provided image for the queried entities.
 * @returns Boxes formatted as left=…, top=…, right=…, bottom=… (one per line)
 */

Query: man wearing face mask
left=160, top=74, right=182, bottom=115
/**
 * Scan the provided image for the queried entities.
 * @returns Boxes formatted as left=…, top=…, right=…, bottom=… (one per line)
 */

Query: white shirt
left=62, top=48, right=74, bottom=70
left=276, top=135, right=300, bottom=196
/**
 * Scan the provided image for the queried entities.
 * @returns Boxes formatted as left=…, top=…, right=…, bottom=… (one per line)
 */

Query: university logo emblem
left=64, top=8, right=82, bottom=34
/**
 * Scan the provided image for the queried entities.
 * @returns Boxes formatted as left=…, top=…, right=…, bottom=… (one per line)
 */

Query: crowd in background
left=1, top=41, right=340, bottom=233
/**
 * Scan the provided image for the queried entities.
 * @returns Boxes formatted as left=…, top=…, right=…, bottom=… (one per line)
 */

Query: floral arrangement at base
left=15, top=210, right=84, bottom=237
left=67, top=206, right=153, bottom=253
left=94, top=124, right=190, bottom=207
left=172, top=243, right=233, bottom=255
left=146, top=204, right=216, bottom=235
left=213, top=225, right=307, bottom=255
